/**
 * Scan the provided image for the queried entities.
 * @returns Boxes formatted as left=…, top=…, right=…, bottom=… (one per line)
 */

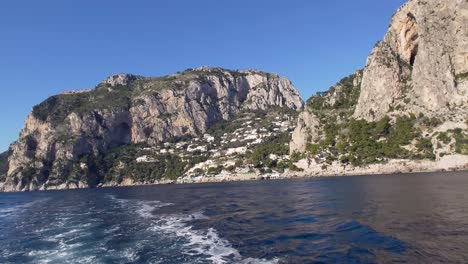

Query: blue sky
left=0, top=0, right=406, bottom=152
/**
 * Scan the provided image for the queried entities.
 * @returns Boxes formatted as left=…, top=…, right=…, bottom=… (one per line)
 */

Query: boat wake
left=0, top=198, right=50, bottom=219
left=112, top=195, right=278, bottom=264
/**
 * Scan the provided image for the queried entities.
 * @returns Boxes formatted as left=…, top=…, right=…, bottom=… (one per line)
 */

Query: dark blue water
left=1, top=171, right=468, bottom=263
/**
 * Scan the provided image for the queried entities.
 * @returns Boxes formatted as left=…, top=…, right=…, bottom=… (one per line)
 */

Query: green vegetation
left=450, top=128, right=468, bottom=155
left=306, top=72, right=361, bottom=111
left=206, top=116, right=242, bottom=141
left=246, top=132, right=290, bottom=170
left=249, top=133, right=289, bottom=166
left=207, top=166, right=224, bottom=175
left=32, top=84, right=133, bottom=125
left=184, top=67, right=249, bottom=80
left=66, top=143, right=209, bottom=185
left=290, top=151, right=305, bottom=162
left=112, top=147, right=205, bottom=183
left=304, top=114, right=440, bottom=166
left=301, top=71, right=449, bottom=166
left=0, top=150, right=10, bottom=181
left=422, top=117, right=442, bottom=127
left=415, top=138, right=436, bottom=160
left=455, top=72, right=468, bottom=83
left=287, top=163, right=304, bottom=172
left=437, top=132, right=451, bottom=144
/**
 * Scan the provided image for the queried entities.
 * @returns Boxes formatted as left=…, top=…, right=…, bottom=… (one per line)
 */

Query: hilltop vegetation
left=32, top=75, right=184, bottom=125
left=306, top=72, right=362, bottom=111
left=32, top=68, right=278, bottom=126
left=32, top=85, right=132, bottom=125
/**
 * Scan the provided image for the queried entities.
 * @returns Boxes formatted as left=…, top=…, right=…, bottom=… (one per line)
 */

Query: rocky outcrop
left=103, top=73, right=139, bottom=87
left=354, top=0, right=468, bottom=121
left=352, top=42, right=409, bottom=121
left=290, top=0, right=467, bottom=171
left=289, top=110, right=319, bottom=153
left=1, top=67, right=303, bottom=192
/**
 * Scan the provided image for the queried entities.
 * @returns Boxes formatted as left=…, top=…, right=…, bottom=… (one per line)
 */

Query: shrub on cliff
left=309, top=114, right=428, bottom=166
left=0, top=150, right=10, bottom=181
left=248, top=133, right=289, bottom=167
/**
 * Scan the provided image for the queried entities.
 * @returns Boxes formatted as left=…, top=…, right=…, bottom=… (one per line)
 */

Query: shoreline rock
left=1, top=154, right=466, bottom=193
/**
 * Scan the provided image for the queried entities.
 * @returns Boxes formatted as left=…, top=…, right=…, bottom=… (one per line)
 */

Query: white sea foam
left=104, top=224, right=121, bottom=235
left=2, top=195, right=278, bottom=264
left=111, top=196, right=279, bottom=263
left=152, top=213, right=278, bottom=264
left=121, top=248, right=138, bottom=262
left=135, top=201, right=173, bottom=219
left=26, top=218, right=97, bottom=263
left=26, top=239, right=87, bottom=264
left=0, top=198, right=50, bottom=218
left=108, top=194, right=173, bottom=219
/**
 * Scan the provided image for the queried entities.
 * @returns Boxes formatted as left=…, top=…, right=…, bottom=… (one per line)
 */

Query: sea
left=1, top=171, right=467, bottom=263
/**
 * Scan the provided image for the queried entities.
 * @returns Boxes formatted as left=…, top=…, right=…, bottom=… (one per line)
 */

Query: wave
left=153, top=213, right=278, bottom=264
left=1, top=195, right=279, bottom=264
left=107, top=194, right=174, bottom=219
left=0, top=198, right=50, bottom=218
left=112, top=196, right=278, bottom=264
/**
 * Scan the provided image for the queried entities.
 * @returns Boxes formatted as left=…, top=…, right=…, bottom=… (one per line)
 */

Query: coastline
left=88, top=162, right=468, bottom=188
left=2, top=154, right=466, bottom=193
left=164, top=154, right=468, bottom=185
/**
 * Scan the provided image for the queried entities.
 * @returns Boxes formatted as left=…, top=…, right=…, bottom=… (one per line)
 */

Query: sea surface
left=1, top=171, right=468, bottom=263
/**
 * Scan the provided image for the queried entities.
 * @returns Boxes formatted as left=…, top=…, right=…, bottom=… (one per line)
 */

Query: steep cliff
left=354, top=0, right=468, bottom=121
left=1, top=67, right=303, bottom=191
left=290, top=0, right=468, bottom=169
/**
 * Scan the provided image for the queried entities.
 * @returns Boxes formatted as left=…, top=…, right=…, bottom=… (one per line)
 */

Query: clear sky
left=0, top=0, right=406, bottom=152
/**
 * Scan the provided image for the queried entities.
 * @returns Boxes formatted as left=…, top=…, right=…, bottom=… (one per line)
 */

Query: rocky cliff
left=1, top=67, right=303, bottom=191
left=354, top=0, right=468, bottom=121
left=290, top=0, right=467, bottom=169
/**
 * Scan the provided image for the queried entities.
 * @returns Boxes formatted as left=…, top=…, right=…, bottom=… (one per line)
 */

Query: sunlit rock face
left=292, top=0, right=467, bottom=155
left=353, top=0, right=468, bottom=121
left=1, top=67, right=303, bottom=191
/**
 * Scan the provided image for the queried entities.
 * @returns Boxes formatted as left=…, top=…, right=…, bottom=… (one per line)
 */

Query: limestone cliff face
left=352, top=42, right=409, bottom=121
left=2, top=67, right=302, bottom=191
left=292, top=0, right=468, bottom=153
left=289, top=110, right=320, bottom=153
left=354, top=0, right=468, bottom=121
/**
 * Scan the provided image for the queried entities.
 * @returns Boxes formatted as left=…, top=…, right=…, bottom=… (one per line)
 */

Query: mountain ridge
left=0, top=67, right=303, bottom=191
